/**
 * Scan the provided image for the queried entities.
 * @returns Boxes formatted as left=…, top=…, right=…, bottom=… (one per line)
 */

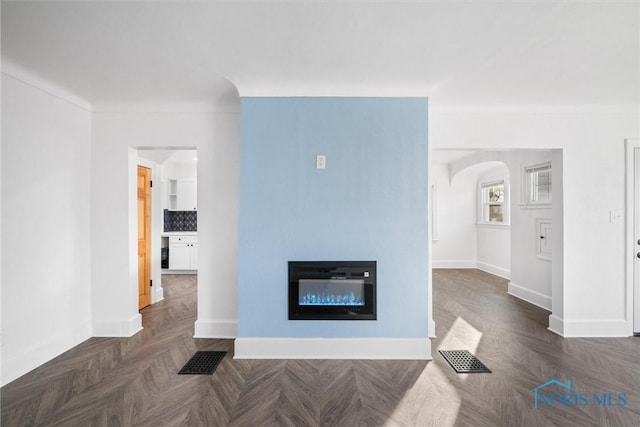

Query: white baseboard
left=1, top=321, right=92, bottom=386
left=92, top=314, right=143, bottom=337
left=432, top=260, right=510, bottom=280
left=153, top=287, right=164, bottom=304
left=233, top=338, right=432, bottom=360
left=548, top=314, right=564, bottom=336
left=477, top=261, right=510, bottom=280
left=508, top=282, right=552, bottom=311
left=553, top=318, right=630, bottom=338
left=194, top=319, right=237, bottom=338
left=429, top=319, right=437, bottom=339
left=432, top=260, right=477, bottom=269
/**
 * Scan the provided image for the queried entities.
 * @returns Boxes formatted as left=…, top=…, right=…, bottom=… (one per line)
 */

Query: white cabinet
left=169, top=235, right=198, bottom=270
left=167, top=178, right=197, bottom=211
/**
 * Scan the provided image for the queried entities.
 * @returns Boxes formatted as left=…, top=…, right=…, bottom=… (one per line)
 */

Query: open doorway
left=137, top=165, right=152, bottom=309
left=137, top=148, right=198, bottom=310
left=429, top=149, right=563, bottom=336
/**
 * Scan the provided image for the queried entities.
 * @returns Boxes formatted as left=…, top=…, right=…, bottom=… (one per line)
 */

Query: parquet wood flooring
left=2, top=270, right=639, bottom=426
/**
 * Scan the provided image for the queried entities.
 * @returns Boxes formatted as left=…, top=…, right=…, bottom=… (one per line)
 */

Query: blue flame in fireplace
left=299, top=291, right=364, bottom=306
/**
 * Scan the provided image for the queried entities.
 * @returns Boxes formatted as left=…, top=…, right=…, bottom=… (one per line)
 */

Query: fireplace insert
left=288, top=261, right=376, bottom=320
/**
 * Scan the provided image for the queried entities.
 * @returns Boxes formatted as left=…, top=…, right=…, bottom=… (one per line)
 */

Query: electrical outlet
left=610, top=210, right=622, bottom=223
left=316, top=155, right=326, bottom=169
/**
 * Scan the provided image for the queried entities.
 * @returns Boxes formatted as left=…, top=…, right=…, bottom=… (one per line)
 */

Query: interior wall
left=431, top=164, right=478, bottom=268
left=476, top=165, right=511, bottom=279
left=430, top=106, right=639, bottom=336
left=1, top=74, right=92, bottom=385
left=431, top=161, right=511, bottom=279
left=237, top=97, right=429, bottom=340
left=90, top=111, right=240, bottom=338
left=507, top=151, right=553, bottom=309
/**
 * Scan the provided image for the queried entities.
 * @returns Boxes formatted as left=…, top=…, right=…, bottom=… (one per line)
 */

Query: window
left=524, top=163, right=552, bottom=205
left=481, top=180, right=506, bottom=223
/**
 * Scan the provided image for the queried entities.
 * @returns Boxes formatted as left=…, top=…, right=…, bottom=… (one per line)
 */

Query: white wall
left=508, top=151, right=553, bottom=310
left=430, top=106, right=639, bottom=336
left=91, top=111, right=240, bottom=338
left=432, top=161, right=511, bottom=279
left=476, top=165, right=511, bottom=279
left=1, top=74, right=92, bottom=385
left=431, top=164, right=477, bottom=268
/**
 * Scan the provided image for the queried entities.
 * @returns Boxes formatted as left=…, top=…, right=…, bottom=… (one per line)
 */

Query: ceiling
left=2, top=1, right=638, bottom=109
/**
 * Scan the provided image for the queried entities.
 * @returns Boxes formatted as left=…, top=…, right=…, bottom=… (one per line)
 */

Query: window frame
left=522, top=162, right=552, bottom=208
left=478, top=179, right=510, bottom=227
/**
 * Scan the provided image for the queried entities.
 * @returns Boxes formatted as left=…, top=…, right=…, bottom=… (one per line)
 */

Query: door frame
left=625, top=138, right=640, bottom=335
left=137, top=157, right=164, bottom=305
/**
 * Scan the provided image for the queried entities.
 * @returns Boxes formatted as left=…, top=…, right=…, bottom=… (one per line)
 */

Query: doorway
left=136, top=148, right=198, bottom=312
left=137, top=165, right=152, bottom=309
left=429, top=148, right=563, bottom=337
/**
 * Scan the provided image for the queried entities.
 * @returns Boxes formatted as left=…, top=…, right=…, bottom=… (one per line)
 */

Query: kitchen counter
left=162, top=231, right=198, bottom=237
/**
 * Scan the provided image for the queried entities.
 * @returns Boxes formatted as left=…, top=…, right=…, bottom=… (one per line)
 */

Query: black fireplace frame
left=288, top=261, right=377, bottom=320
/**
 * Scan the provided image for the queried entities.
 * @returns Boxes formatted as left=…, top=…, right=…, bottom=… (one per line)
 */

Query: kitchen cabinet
left=167, top=178, right=197, bottom=211
left=168, top=235, right=198, bottom=270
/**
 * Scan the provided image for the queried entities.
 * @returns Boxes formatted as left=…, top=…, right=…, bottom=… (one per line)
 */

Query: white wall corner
left=92, top=314, right=143, bottom=337
left=507, top=282, right=552, bottom=311
left=432, top=260, right=477, bottom=269
left=233, top=338, right=432, bottom=360
left=555, top=319, right=630, bottom=338
left=1, top=321, right=92, bottom=387
left=194, top=319, right=238, bottom=338
left=477, top=262, right=511, bottom=280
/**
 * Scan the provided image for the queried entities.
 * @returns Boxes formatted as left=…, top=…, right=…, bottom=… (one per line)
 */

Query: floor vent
left=439, top=350, right=492, bottom=373
left=178, top=351, right=226, bottom=375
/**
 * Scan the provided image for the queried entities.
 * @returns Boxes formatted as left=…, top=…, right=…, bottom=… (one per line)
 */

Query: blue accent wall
left=238, top=97, right=429, bottom=338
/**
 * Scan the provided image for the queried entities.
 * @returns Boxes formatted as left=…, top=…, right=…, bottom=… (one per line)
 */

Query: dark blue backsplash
left=164, top=209, right=197, bottom=231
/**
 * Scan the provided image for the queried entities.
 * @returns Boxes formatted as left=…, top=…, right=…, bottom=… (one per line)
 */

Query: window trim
left=478, top=179, right=510, bottom=226
left=521, top=162, right=552, bottom=208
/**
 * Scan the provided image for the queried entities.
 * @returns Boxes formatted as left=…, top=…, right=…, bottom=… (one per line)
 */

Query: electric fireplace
left=288, top=261, right=376, bottom=320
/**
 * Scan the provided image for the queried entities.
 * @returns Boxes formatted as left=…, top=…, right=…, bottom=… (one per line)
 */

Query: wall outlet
left=316, top=154, right=326, bottom=169
left=610, top=210, right=622, bottom=223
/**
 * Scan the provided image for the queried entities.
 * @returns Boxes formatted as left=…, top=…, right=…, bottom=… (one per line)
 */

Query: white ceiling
left=2, top=1, right=638, bottom=109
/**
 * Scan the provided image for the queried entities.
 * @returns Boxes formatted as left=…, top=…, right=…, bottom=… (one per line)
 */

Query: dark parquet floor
left=2, top=270, right=639, bottom=426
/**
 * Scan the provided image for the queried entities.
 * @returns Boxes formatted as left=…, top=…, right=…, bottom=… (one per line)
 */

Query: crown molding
left=1, top=57, right=92, bottom=111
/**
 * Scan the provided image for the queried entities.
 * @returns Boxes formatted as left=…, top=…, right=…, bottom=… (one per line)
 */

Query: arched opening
left=429, top=148, right=563, bottom=347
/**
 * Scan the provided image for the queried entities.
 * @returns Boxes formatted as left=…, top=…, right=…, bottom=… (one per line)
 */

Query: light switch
left=316, top=155, right=326, bottom=169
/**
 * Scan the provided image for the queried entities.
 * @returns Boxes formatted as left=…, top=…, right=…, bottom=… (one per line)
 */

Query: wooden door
left=138, top=165, right=151, bottom=309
